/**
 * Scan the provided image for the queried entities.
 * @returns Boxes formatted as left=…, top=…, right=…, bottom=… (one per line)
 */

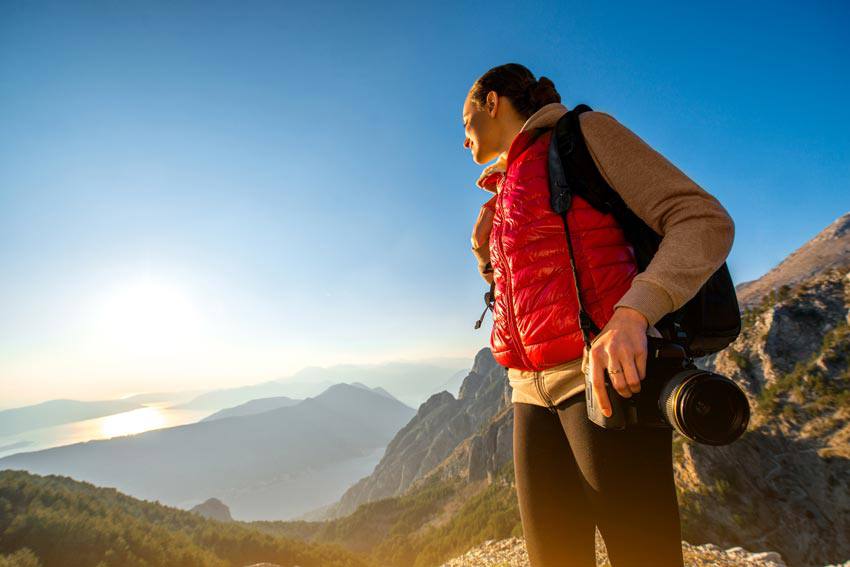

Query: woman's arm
left=579, top=110, right=736, bottom=416
left=580, top=111, right=736, bottom=328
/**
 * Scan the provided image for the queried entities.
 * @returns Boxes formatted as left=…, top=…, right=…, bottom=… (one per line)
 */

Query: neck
left=496, top=114, right=528, bottom=155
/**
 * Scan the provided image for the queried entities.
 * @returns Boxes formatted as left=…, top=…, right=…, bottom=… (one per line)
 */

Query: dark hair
left=469, top=63, right=561, bottom=119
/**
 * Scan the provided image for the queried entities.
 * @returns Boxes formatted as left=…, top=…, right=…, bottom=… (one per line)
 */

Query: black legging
left=513, top=390, right=684, bottom=567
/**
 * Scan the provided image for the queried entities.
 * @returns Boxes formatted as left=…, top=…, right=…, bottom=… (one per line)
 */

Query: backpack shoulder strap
left=550, top=104, right=742, bottom=355
left=550, top=104, right=617, bottom=214
left=553, top=105, right=663, bottom=271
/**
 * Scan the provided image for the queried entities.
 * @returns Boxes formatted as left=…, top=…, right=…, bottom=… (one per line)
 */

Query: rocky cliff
left=673, top=265, right=850, bottom=567
left=321, top=349, right=507, bottom=519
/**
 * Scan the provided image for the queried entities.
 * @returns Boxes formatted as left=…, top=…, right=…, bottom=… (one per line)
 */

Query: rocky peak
left=816, top=211, right=850, bottom=241
left=418, top=390, right=456, bottom=414
left=470, top=346, right=499, bottom=378
left=190, top=497, right=233, bottom=522
left=736, top=210, right=850, bottom=310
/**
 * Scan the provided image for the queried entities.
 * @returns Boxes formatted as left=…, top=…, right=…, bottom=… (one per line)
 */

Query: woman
left=462, top=63, right=735, bottom=566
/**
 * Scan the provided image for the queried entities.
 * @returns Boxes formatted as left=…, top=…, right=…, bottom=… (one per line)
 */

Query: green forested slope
left=0, top=469, right=373, bottom=567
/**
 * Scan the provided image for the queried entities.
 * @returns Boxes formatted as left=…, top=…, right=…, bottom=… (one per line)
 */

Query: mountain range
left=0, top=383, right=416, bottom=520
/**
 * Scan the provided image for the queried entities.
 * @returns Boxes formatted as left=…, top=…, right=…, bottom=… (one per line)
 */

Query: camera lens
left=660, top=370, right=750, bottom=445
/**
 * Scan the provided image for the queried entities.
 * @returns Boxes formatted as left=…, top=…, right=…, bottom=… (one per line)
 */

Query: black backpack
left=545, top=104, right=741, bottom=358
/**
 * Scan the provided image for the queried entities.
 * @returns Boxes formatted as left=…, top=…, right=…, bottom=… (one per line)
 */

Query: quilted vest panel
left=489, top=128, right=639, bottom=371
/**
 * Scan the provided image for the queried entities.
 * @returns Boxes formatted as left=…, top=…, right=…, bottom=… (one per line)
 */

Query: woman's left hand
left=586, top=306, right=650, bottom=418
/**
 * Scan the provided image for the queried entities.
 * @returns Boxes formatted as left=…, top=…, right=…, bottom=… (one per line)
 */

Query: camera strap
left=562, top=210, right=602, bottom=351
left=545, top=111, right=603, bottom=351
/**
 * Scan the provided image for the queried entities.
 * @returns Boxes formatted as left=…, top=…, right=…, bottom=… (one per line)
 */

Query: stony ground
left=438, top=531, right=795, bottom=567
left=245, top=535, right=850, bottom=567
left=246, top=530, right=850, bottom=567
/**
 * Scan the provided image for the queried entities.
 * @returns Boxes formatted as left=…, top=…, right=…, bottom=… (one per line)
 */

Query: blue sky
left=1, top=1, right=848, bottom=407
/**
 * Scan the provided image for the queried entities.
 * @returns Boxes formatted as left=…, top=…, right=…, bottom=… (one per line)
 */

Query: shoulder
left=578, top=110, right=628, bottom=138
left=576, top=109, right=657, bottom=161
left=578, top=109, right=616, bottom=124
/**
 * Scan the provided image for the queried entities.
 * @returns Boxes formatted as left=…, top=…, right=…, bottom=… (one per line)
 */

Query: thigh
left=513, top=401, right=596, bottom=567
left=557, top=391, right=684, bottom=567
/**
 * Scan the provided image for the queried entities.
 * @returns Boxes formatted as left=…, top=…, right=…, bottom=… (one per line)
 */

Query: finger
left=608, top=351, right=632, bottom=399
left=604, top=345, right=631, bottom=398
left=590, top=347, right=611, bottom=418
left=620, top=352, right=641, bottom=394
left=635, top=348, right=648, bottom=381
left=635, top=335, right=648, bottom=380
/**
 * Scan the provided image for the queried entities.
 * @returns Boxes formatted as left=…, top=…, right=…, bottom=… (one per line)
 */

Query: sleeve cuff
left=471, top=245, right=494, bottom=284
left=613, top=279, right=675, bottom=328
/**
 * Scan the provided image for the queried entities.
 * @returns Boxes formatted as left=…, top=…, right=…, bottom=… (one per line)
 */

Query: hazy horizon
left=0, top=354, right=473, bottom=410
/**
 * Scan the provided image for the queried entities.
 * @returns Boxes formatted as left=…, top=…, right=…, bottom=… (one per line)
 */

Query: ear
left=486, top=91, right=498, bottom=117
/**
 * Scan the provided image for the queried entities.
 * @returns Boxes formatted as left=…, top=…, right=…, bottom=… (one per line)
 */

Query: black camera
left=585, top=335, right=750, bottom=445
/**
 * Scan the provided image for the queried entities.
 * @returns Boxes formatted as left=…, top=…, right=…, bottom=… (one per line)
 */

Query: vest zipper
left=496, top=181, right=536, bottom=371
left=497, top=176, right=558, bottom=415
left=499, top=134, right=563, bottom=414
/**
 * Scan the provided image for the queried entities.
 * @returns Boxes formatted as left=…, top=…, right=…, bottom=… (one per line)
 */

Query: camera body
left=586, top=336, right=692, bottom=429
left=585, top=335, right=750, bottom=445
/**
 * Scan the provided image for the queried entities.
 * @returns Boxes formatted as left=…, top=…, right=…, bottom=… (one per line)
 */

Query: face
left=462, top=89, right=501, bottom=165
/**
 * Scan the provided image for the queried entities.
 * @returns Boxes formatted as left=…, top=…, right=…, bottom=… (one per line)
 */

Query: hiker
left=461, top=63, right=735, bottom=567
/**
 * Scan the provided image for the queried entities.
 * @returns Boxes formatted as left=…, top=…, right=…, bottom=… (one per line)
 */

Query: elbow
left=723, top=212, right=735, bottom=253
left=709, top=200, right=735, bottom=255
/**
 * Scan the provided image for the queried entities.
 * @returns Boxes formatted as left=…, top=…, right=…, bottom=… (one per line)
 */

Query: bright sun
left=90, top=277, right=205, bottom=356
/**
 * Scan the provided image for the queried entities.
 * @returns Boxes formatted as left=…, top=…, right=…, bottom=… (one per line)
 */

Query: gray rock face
left=677, top=267, right=850, bottom=567
left=708, top=267, right=849, bottom=392
left=323, top=348, right=509, bottom=519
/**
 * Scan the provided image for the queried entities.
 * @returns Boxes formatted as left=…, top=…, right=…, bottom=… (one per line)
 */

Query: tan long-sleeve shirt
left=470, top=103, right=735, bottom=407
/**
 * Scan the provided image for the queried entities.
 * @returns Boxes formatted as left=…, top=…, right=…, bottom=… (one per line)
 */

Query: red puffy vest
left=489, top=127, right=639, bottom=371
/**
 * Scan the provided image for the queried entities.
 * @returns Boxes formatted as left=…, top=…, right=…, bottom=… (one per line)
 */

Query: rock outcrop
left=675, top=266, right=850, bottom=567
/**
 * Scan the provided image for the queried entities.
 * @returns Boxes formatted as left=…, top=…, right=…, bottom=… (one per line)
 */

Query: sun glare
left=100, top=406, right=167, bottom=437
left=90, top=277, right=205, bottom=356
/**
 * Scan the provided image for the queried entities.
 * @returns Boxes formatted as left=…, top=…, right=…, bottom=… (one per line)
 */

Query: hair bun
left=533, top=76, right=560, bottom=106
left=527, top=79, right=540, bottom=102
left=471, top=63, right=562, bottom=119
